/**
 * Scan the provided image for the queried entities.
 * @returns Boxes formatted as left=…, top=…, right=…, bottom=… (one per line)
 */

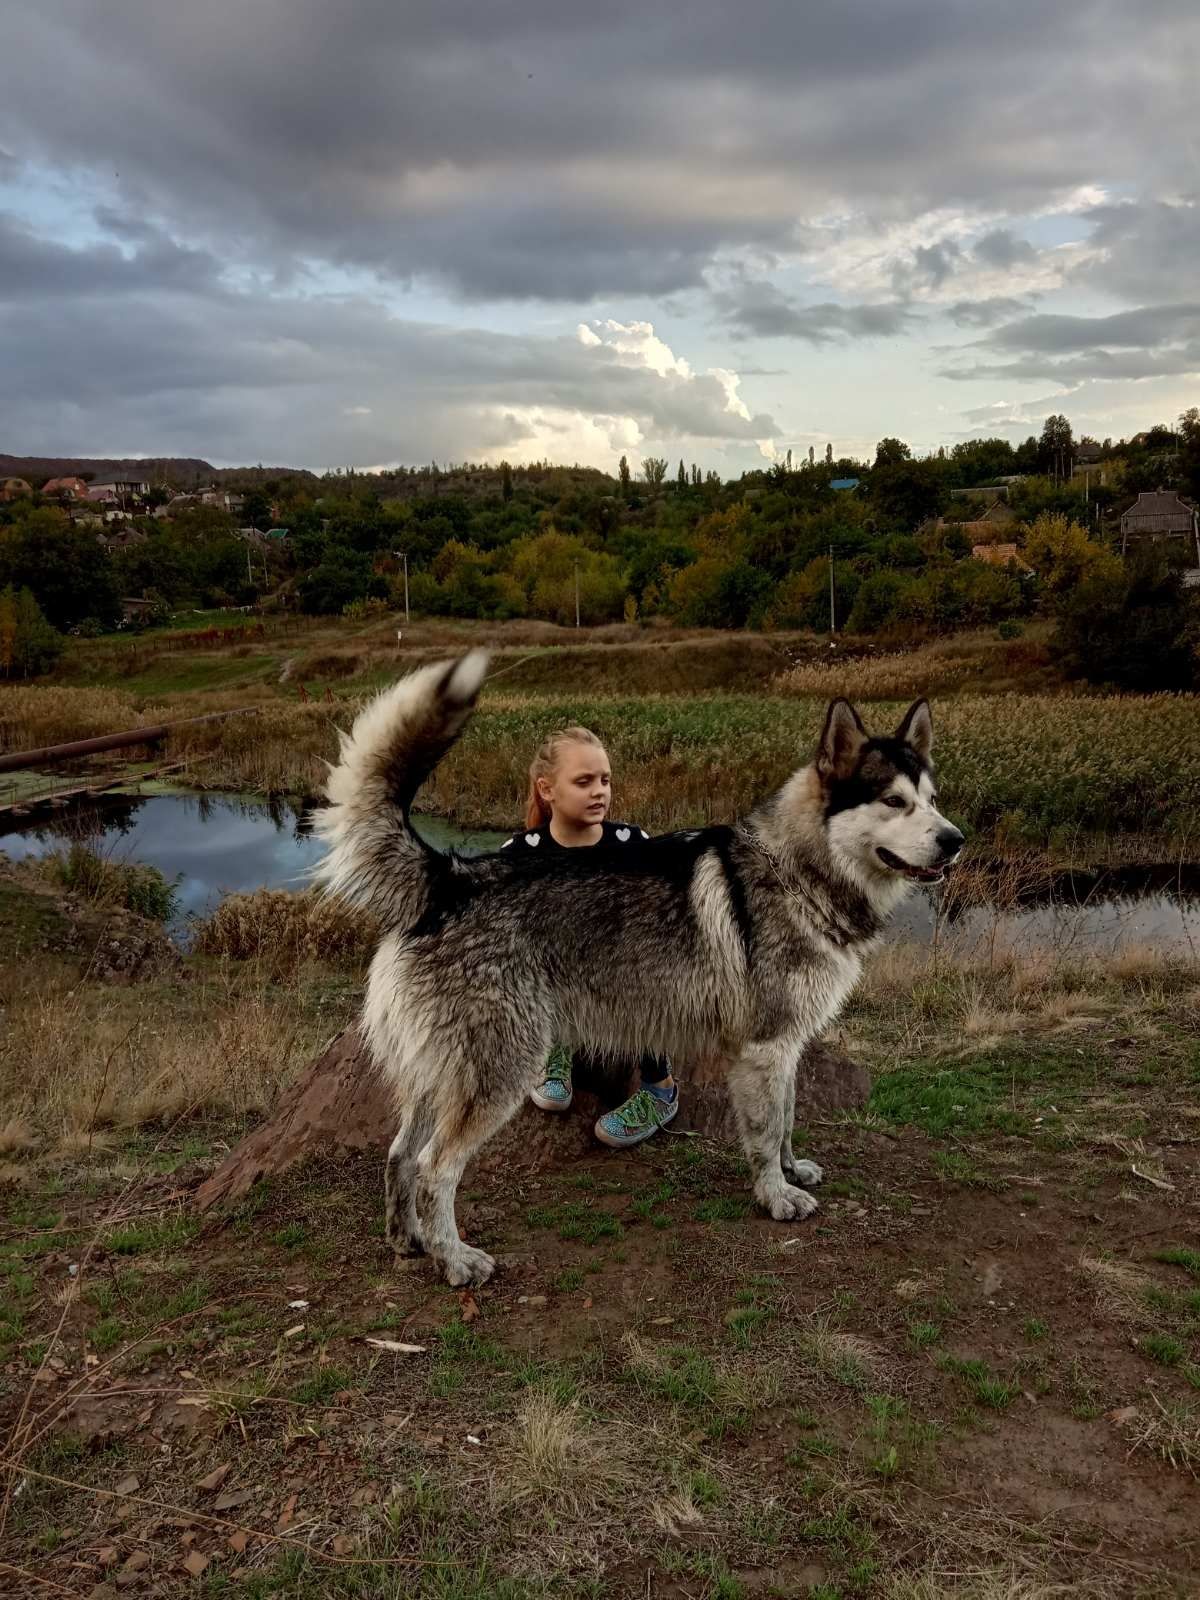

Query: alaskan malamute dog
left=315, top=652, right=963, bottom=1287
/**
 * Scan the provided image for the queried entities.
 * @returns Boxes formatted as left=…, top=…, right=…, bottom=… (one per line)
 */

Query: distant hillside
left=0, top=454, right=316, bottom=490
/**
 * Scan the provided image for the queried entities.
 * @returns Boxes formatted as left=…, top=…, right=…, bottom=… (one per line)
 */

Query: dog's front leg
left=727, top=1044, right=819, bottom=1222
left=778, top=1056, right=824, bottom=1190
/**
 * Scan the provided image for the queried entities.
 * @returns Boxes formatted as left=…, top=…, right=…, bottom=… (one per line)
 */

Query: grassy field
left=1, top=866, right=1198, bottom=1597
left=2, top=617, right=1198, bottom=865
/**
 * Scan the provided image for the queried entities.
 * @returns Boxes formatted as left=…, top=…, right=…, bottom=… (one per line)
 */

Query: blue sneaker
left=530, top=1045, right=574, bottom=1113
left=594, top=1084, right=678, bottom=1149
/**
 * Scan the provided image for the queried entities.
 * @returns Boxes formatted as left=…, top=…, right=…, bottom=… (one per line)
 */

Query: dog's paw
left=783, top=1158, right=824, bottom=1188
left=441, top=1244, right=496, bottom=1288
left=760, top=1184, right=820, bottom=1223
left=390, top=1233, right=426, bottom=1260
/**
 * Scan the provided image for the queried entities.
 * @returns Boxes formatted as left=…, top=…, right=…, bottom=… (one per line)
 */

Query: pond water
left=1, top=790, right=1197, bottom=959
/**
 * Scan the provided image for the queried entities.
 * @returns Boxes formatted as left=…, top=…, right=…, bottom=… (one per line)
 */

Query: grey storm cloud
left=945, top=297, right=1031, bottom=329
left=0, top=217, right=777, bottom=463
left=4, top=0, right=1199, bottom=301
left=713, top=280, right=916, bottom=343
left=942, top=303, right=1200, bottom=383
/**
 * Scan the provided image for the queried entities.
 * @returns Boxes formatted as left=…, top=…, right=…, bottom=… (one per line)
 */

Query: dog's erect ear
left=895, top=698, right=933, bottom=762
left=817, top=698, right=867, bottom=782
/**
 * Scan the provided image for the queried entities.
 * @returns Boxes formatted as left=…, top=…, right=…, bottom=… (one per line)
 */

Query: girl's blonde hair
left=525, top=726, right=605, bottom=830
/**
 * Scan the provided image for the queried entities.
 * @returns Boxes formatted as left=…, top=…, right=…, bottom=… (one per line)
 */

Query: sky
left=1, top=1, right=1198, bottom=475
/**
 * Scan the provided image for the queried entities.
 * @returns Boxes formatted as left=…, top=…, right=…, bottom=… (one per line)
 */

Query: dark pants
left=572, top=1049, right=670, bottom=1088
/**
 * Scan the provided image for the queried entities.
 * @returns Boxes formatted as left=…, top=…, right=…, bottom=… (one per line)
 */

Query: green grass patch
left=525, top=1200, right=623, bottom=1245
left=693, top=1195, right=752, bottom=1223
left=104, top=1214, right=199, bottom=1256
left=292, top=1364, right=354, bottom=1405
left=869, top=1043, right=1098, bottom=1137
left=1156, top=1247, right=1200, bottom=1281
left=908, top=1320, right=941, bottom=1349
left=939, top=1354, right=1017, bottom=1410
left=1141, top=1333, right=1186, bottom=1367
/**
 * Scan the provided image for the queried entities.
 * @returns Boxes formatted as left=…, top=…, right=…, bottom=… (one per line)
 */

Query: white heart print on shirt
left=525, top=832, right=540, bottom=846
left=615, top=827, right=630, bottom=841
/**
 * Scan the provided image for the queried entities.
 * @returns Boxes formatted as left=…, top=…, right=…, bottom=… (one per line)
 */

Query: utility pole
left=828, top=544, right=836, bottom=636
left=574, top=561, right=580, bottom=629
left=404, top=552, right=410, bottom=623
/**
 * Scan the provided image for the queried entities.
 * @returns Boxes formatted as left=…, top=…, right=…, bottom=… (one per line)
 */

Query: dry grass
left=191, top=887, right=376, bottom=973
left=0, top=1116, right=36, bottom=1156
left=0, top=979, right=329, bottom=1146
left=879, top=1576, right=1096, bottom=1599
left=799, top=1319, right=881, bottom=1389
left=775, top=627, right=1058, bottom=702
left=1077, top=1253, right=1154, bottom=1327
left=1124, top=1396, right=1200, bottom=1476
left=0, top=684, right=163, bottom=751
left=499, top=1391, right=636, bottom=1513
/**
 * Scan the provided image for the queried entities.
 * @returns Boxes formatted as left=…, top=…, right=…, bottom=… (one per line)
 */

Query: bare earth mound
left=194, top=1028, right=869, bottom=1209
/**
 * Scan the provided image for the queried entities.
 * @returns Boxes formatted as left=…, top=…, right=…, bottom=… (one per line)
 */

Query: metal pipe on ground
left=0, top=706, right=260, bottom=774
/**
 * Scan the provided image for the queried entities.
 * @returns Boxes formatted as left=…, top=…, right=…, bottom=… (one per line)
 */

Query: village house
left=88, top=478, right=149, bottom=512
left=0, top=477, right=32, bottom=502
left=1119, top=491, right=1198, bottom=556
left=41, top=475, right=90, bottom=500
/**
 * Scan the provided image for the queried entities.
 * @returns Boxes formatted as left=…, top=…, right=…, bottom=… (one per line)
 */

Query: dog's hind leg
left=727, top=1043, right=819, bottom=1223
left=385, top=1096, right=433, bottom=1258
left=777, top=1057, right=824, bottom=1189
left=413, top=1072, right=533, bottom=1288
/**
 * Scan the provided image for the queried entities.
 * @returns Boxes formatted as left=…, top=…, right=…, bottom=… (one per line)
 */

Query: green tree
left=1178, top=407, right=1200, bottom=503
left=297, top=546, right=371, bottom=614
left=1056, top=549, right=1197, bottom=691
left=0, top=510, right=120, bottom=630
left=1039, top=414, right=1074, bottom=482
left=618, top=455, right=631, bottom=494
left=873, top=437, right=911, bottom=469
left=641, top=457, right=669, bottom=489
left=0, top=585, right=63, bottom=676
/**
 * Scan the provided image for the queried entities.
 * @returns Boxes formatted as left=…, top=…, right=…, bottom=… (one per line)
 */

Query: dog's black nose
left=936, top=827, right=965, bottom=859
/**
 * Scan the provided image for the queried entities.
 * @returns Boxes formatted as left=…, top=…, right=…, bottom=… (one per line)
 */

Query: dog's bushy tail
left=312, top=651, right=489, bottom=926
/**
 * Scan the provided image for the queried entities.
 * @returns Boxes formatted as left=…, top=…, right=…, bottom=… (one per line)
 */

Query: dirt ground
left=3, top=995, right=1200, bottom=1599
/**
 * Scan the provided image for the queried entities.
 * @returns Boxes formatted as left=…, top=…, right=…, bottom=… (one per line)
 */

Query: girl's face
left=538, top=741, right=611, bottom=828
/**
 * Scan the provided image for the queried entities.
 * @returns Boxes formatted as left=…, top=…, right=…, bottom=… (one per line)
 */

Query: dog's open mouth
left=876, top=846, right=946, bottom=882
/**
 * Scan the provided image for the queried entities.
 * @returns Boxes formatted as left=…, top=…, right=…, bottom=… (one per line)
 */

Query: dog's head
left=815, top=697, right=964, bottom=885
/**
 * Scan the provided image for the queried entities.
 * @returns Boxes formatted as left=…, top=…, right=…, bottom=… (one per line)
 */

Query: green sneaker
left=594, top=1085, right=678, bottom=1149
left=530, top=1045, right=574, bottom=1112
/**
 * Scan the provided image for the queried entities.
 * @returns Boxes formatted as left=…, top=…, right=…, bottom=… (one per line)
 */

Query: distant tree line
left=2, top=413, right=1199, bottom=690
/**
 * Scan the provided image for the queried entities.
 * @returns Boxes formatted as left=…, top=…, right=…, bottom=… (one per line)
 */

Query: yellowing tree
left=1023, top=513, right=1120, bottom=605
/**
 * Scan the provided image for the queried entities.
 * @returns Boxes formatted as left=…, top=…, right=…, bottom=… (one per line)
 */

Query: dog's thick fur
left=314, top=652, right=963, bottom=1286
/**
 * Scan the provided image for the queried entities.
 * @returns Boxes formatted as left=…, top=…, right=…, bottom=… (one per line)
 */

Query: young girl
left=499, top=726, right=679, bottom=1148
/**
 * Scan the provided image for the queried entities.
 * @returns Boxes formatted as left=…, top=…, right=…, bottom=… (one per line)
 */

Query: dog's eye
left=882, top=795, right=907, bottom=810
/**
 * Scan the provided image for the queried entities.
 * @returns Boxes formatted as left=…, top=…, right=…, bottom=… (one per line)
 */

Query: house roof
left=1120, top=491, right=1194, bottom=527
left=971, top=541, right=1032, bottom=571
left=42, top=476, right=88, bottom=494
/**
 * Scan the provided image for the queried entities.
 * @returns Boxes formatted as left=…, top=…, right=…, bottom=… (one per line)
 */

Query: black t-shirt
left=500, top=819, right=650, bottom=853
left=497, top=817, right=668, bottom=1080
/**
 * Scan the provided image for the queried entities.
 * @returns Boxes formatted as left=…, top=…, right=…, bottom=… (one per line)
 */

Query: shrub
left=192, top=887, right=376, bottom=971
left=45, top=844, right=178, bottom=922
